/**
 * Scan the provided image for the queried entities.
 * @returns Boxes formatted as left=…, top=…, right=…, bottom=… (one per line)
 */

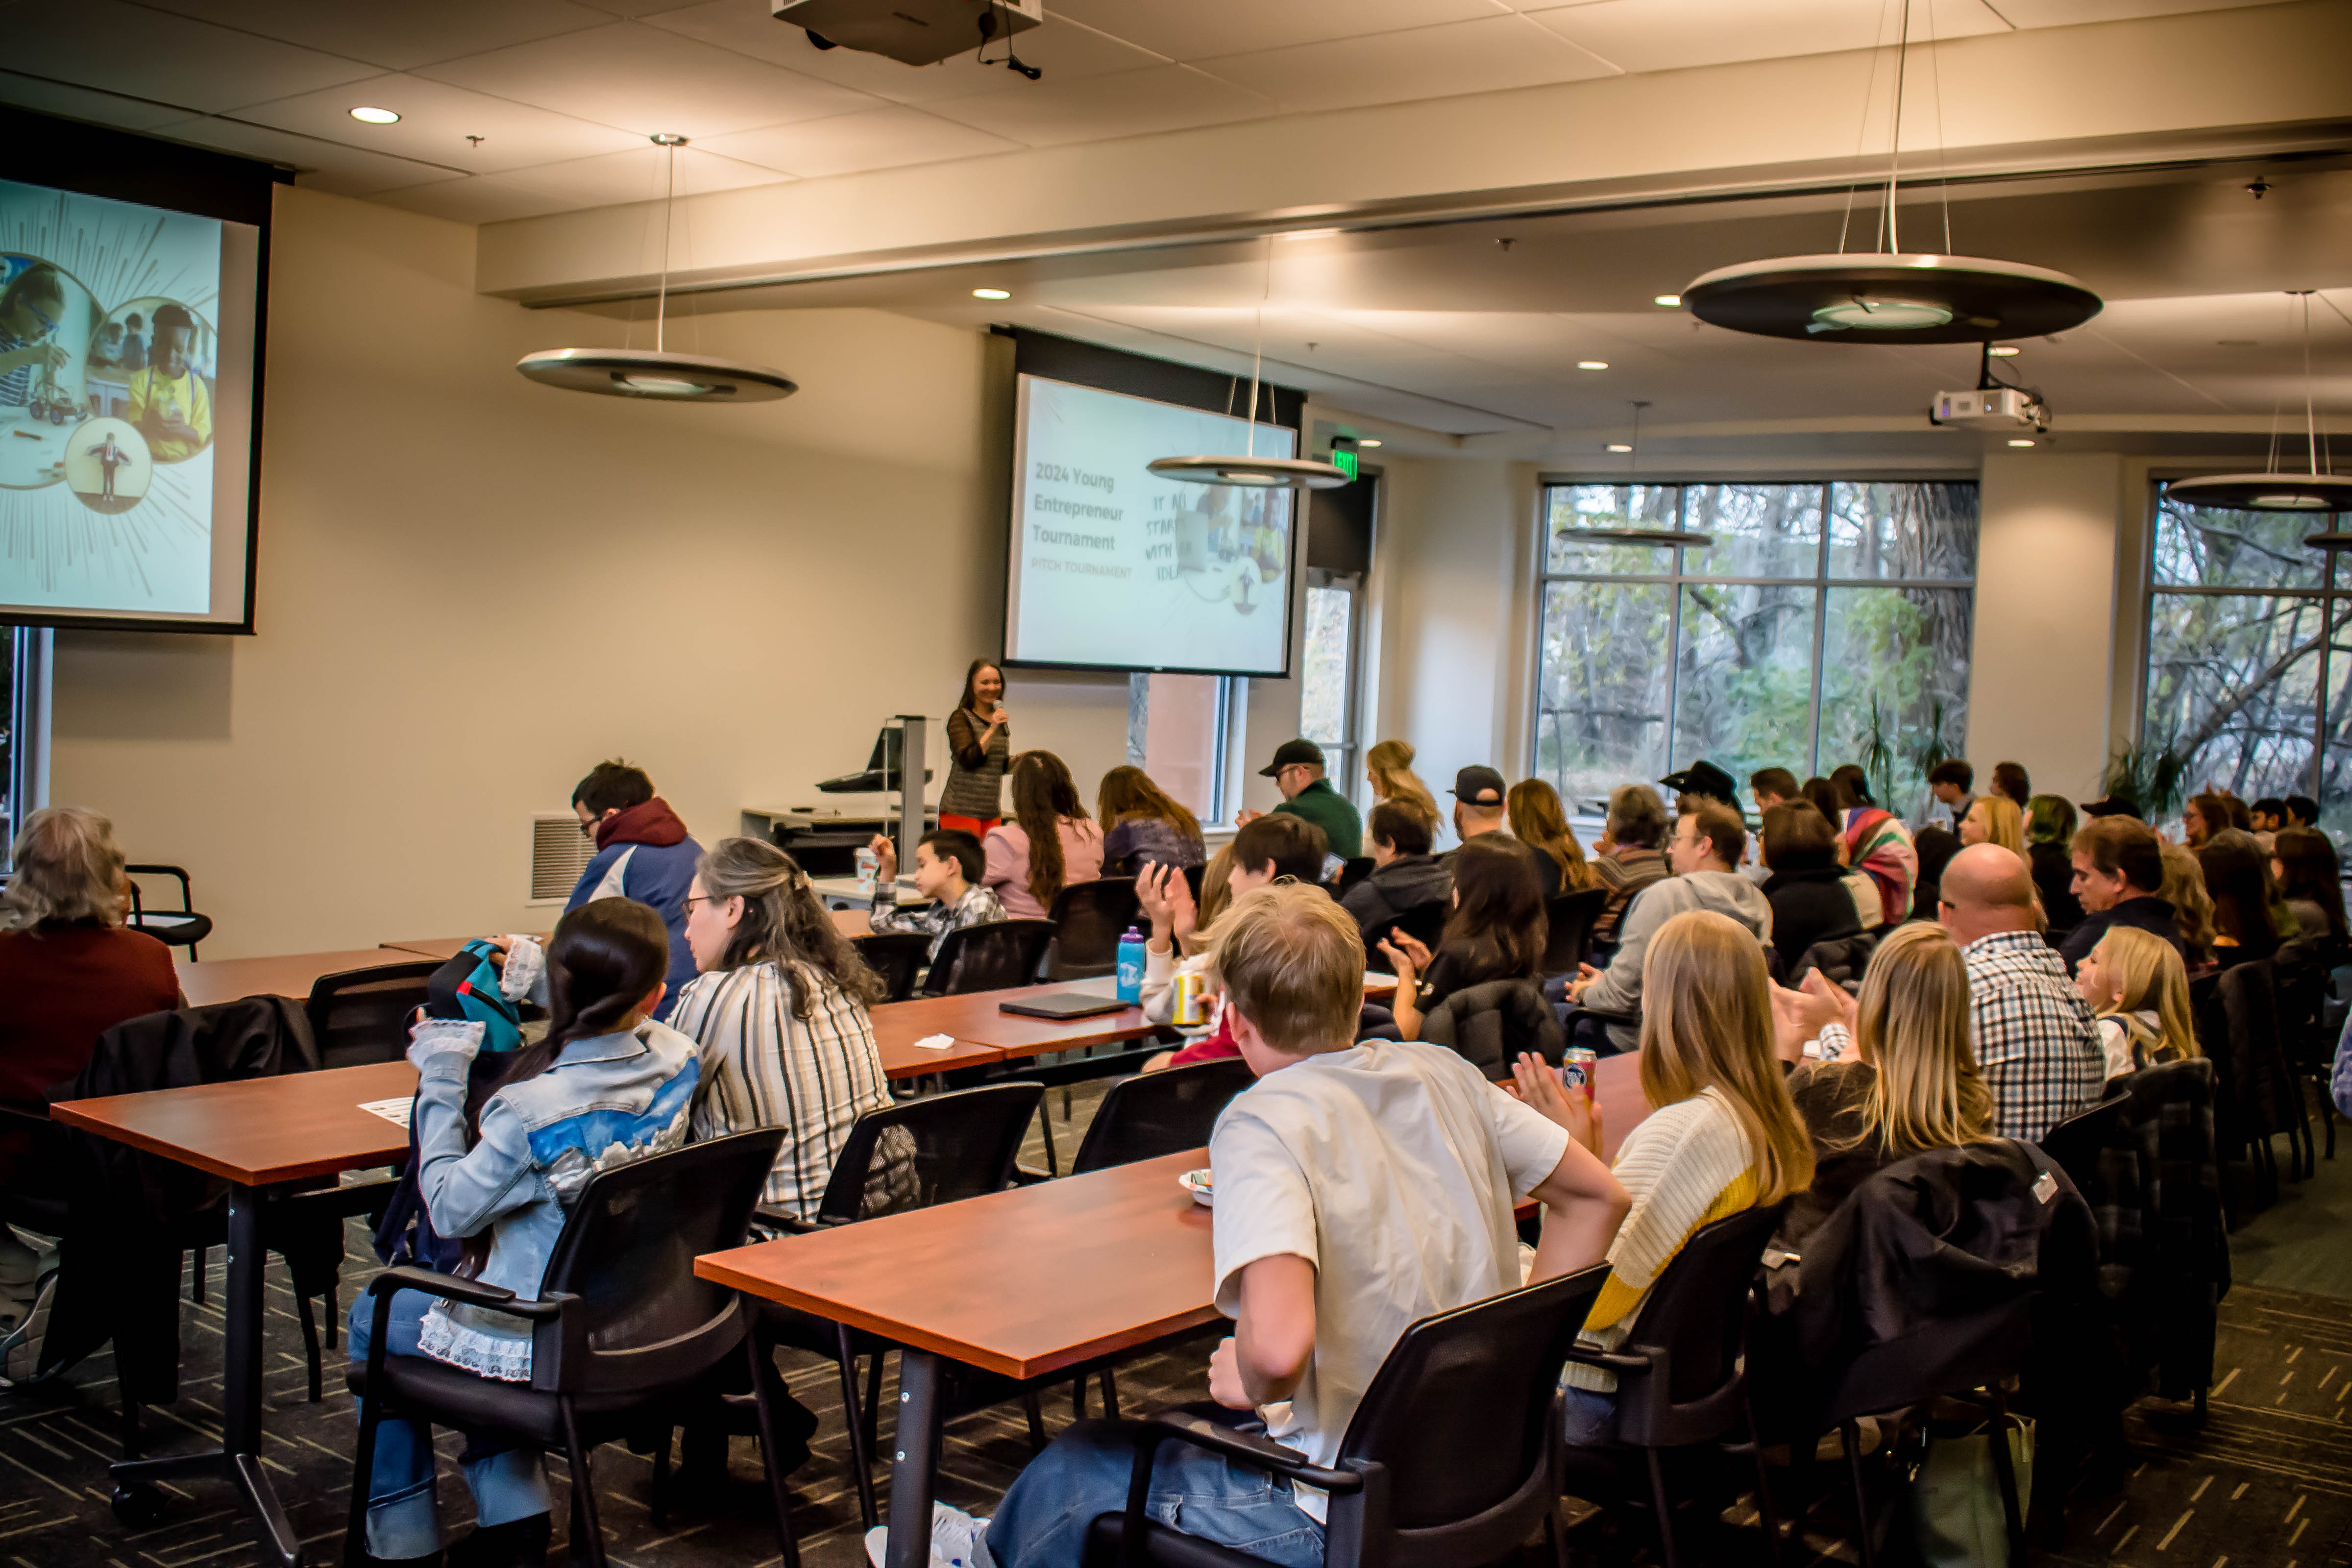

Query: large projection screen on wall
left=1006, top=373, right=1298, bottom=677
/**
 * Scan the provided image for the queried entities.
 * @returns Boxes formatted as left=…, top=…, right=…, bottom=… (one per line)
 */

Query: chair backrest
left=1338, top=1264, right=1609, bottom=1547
left=1041, top=877, right=1141, bottom=980
left=851, top=931, right=931, bottom=1002
left=124, top=863, right=196, bottom=914
left=1791, top=930, right=1879, bottom=991
left=2271, top=934, right=2344, bottom=1067
left=922, top=918, right=1056, bottom=995
left=2209, top=958, right=2294, bottom=1135
left=814, top=1080, right=1045, bottom=1223
left=2036, top=1089, right=2131, bottom=1192
left=533, top=1128, right=785, bottom=1394
left=1421, top=979, right=1567, bottom=1078
left=1335, top=857, right=1376, bottom=895
left=305, top=960, right=440, bottom=1070
left=1540, top=887, right=1610, bottom=976
left=1611, top=1201, right=1787, bottom=1447
left=1362, top=901, right=1449, bottom=974
left=1071, top=1057, right=1256, bottom=1174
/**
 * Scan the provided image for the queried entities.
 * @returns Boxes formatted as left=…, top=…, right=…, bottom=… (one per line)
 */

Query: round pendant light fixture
left=1559, top=402, right=1715, bottom=548
left=2166, top=292, right=2346, bottom=520
left=516, top=135, right=796, bottom=404
left=1678, top=0, right=2101, bottom=347
left=1149, top=237, right=1347, bottom=490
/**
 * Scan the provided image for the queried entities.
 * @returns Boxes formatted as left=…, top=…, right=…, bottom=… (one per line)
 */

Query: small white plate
left=1179, top=1168, right=1213, bottom=1207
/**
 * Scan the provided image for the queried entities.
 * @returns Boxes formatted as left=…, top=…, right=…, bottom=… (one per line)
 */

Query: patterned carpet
left=4, top=1111, right=2351, bottom=1567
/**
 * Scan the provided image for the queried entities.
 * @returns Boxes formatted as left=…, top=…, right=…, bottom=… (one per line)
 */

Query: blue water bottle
left=1116, top=925, right=1146, bottom=1004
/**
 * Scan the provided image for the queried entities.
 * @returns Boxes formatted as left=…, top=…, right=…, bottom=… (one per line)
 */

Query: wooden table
left=177, top=949, right=430, bottom=1007
left=50, top=1061, right=421, bottom=1566
left=697, top=1050, right=1649, bottom=1568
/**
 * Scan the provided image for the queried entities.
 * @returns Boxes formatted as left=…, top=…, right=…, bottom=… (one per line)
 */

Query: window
left=1299, top=569, right=1363, bottom=786
left=1127, top=672, right=1234, bottom=824
left=2142, top=490, right=2350, bottom=835
left=3, top=628, right=51, bottom=869
left=1533, top=481, right=1977, bottom=813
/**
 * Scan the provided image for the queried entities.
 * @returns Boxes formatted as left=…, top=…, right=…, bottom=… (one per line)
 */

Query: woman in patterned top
left=670, top=837, right=907, bottom=1219
left=941, top=660, right=1011, bottom=834
left=1097, top=764, right=1206, bottom=873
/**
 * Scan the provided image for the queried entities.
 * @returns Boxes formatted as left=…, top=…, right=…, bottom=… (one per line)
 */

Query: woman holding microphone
left=941, top=660, right=1011, bottom=835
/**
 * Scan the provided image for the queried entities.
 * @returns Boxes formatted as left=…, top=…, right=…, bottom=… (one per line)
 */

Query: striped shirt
left=1962, top=930, right=2105, bottom=1141
left=0, top=324, right=45, bottom=408
left=670, top=959, right=897, bottom=1216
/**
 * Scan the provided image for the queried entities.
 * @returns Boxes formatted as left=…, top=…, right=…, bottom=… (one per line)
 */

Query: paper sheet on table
left=358, top=1097, right=414, bottom=1128
left=912, top=1033, right=957, bottom=1052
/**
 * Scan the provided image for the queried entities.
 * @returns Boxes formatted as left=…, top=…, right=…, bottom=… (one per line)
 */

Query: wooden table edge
left=46, top=1099, right=407, bottom=1188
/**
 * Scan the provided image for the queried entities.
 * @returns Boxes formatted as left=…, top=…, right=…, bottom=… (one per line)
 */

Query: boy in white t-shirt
left=882, top=883, right=1629, bottom=1568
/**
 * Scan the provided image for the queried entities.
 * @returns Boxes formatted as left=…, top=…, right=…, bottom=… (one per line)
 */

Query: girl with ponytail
left=346, top=897, right=699, bottom=1566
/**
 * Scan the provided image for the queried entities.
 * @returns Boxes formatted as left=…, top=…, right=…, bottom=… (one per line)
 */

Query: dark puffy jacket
left=1420, top=979, right=1567, bottom=1078
left=1341, top=854, right=1451, bottom=934
left=1763, top=865, right=1863, bottom=976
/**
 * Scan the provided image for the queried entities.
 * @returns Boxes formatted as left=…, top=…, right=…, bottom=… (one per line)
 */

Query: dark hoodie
left=567, top=797, right=702, bottom=1019
left=1341, top=852, right=1452, bottom=935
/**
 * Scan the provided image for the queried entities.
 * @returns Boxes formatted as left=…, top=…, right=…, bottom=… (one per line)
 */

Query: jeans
left=983, top=1418, right=1325, bottom=1568
left=1561, top=1383, right=1619, bottom=1447
left=347, top=1290, right=552, bottom=1558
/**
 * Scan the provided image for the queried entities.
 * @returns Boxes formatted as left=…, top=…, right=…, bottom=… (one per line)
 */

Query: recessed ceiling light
left=1578, top=361, right=1609, bottom=370
left=1653, top=294, right=1681, bottom=307
left=1607, top=443, right=1634, bottom=453
left=972, top=288, right=1010, bottom=300
left=1987, top=345, right=2021, bottom=357
left=349, top=106, right=400, bottom=124
left=2008, top=439, right=2036, bottom=447
left=1357, top=438, right=1382, bottom=448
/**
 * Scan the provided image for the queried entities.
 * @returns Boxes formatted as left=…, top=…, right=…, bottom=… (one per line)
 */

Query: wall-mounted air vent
left=530, top=814, right=595, bottom=905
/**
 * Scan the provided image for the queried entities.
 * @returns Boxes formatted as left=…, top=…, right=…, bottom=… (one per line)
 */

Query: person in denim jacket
left=346, top=899, right=698, bottom=1568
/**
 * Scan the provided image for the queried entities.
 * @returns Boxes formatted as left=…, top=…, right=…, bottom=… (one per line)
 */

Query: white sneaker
left=0, top=1229, right=40, bottom=1289
left=863, top=1504, right=993, bottom=1568
left=0, top=1267, right=56, bottom=1386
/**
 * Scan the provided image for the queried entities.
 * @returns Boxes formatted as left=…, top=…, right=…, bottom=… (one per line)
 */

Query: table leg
left=884, top=1349, right=946, bottom=1568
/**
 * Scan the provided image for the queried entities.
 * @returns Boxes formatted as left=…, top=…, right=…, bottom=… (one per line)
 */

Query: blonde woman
left=1366, top=738, right=1439, bottom=825
left=2075, top=925, right=2199, bottom=1080
left=1507, top=777, right=1599, bottom=896
left=2159, top=841, right=2218, bottom=968
left=1774, top=923, right=1995, bottom=1249
left=1513, top=909, right=1813, bottom=1446
left=1960, top=795, right=2026, bottom=855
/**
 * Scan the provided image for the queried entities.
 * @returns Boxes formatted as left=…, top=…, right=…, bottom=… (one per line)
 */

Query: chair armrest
left=1128, top=1411, right=1365, bottom=1494
left=1558, top=1344, right=1651, bottom=1373
left=754, top=1203, right=837, bottom=1235
left=1571, top=1004, right=1640, bottom=1027
left=366, top=1263, right=564, bottom=1322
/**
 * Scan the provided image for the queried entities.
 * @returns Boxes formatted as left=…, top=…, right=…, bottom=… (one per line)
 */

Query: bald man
left=1937, top=844, right=2104, bottom=1139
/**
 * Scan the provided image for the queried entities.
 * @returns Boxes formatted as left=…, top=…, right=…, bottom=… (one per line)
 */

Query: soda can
left=1561, top=1047, right=1597, bottom=1102
left=854, top=847, right=879, bottom=896
left=1173, top=970, right=1207, bottom=1028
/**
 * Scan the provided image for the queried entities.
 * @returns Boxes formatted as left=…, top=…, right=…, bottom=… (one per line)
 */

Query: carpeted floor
left=5, top=1096, right=2351, bottom=1568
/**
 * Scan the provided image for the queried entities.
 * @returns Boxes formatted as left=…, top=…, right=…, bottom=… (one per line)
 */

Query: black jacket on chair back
left=1419, top=978, right=1567, bottom=1078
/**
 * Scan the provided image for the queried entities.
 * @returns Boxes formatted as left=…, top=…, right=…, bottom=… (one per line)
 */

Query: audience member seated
left=1567, top=802, right=1773, bottom=1052
left=1446, top=763, right=1511, bottom=851
left=1991, top=760, right=2031, bottom=808
left=2284, top=793, right=2320, bottom=831
left=2273, top=828, right=2347, bottom=941
left=1507, top=777, right=1597, bottom=898
left=1659, top=758, right=1740, bottom=813
left=1759, top=801, right=1863, bottom=976
left=670, top=837, right=915, bottom=1211
left=1960, top=793, right=2026, bottom=855
left=1378, top=835, right=1549, bottom=1041
left=348, top=900, right=699, bottom=1568
left=2073, top=926, right=2199, bottom=1081
left=1340, top=798, right=1451, bottom=935
left=567, top=759, right=703, bottom=1020
left=1750, top=767, right=1800, bottom=812
left=2182, top=791, right=2230, bottom=848
left=1771, top=923, right=1994, bottom=1253
left=2062, top=814, right=2185, bottom=973
left=2197, top=827, right=2287, bottom=965
left=863, top=828, right=1007, bottom=960
left=1510, top=908, right=1811, bottom=1447
left=2160, top=841, right=2220, bottom=971
left=2250, top=795, right=2286, bottom=852
left=1366, top=737, right=1440, bottom=827
left=2027, top=794, right=2085, bottom=935
left=1830, top=766, right=1919, bottom=927
left=924, top=884, right=1630, bottom=1568
left=1591, top=783, right=1671, bottom=946
left=1932, top=844, right=2104, bottom=1139
left=1238, top=737, right=1362, bottom=858
left=1096, top=764, right=1207, bottom=874
left=1910, top=823, right=1959, bottom=922
left=983, top=750, right=1105, bottom=920
left=1928, top=757, right=1977, bottom=831
left=1134, top=815, right=1329, bottom=1069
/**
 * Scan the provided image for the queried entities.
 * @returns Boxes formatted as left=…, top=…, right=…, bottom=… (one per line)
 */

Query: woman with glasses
left=0, top=263, right=69, bottom=409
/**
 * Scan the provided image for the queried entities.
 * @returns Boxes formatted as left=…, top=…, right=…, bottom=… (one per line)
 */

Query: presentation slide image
left=1010, top=375, right=1297, bottom=674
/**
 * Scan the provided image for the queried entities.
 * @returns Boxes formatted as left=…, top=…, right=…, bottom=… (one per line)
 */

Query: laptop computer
left=997, top=991, right=1132, bottom=1020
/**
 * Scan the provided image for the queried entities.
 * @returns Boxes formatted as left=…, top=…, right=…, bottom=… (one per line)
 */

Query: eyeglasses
left=682, top=895, right=718, bottom=913
left=20, top=299, right=58, bottom=334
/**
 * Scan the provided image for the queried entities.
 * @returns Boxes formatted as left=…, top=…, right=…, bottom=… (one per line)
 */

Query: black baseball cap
left=2080, top=795, right=2142, bottom=820
left=1659, top=760, right=1739, bottom=805
left=1259, top=738, right=1326, bottom=777
left=1451, top=765, right=1506, bottom=806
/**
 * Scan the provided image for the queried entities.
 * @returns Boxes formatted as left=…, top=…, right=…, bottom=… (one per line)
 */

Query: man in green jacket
left=1240, top=737, right=1363, bottom=859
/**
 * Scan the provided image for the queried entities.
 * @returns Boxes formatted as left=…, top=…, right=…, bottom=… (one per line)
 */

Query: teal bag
left=1907, top=1413, right=2034, bottom=1568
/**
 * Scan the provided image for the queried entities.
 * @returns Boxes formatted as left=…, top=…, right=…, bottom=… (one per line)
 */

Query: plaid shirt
left=868, top=880, right=1007, bottom=959
left=1963, top=930, right=2106, bottom=1141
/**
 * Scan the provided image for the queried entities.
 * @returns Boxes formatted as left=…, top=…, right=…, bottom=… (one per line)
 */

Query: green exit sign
left=1332, top=449, right=1359, bottom=481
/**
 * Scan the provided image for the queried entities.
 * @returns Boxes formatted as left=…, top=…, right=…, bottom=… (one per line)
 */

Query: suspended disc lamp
left=2167, top=292, right=2350, bottom=522
left=1679, top=0, right=2100, bottom=346
left=1556, top=402, right=1715, bottom=548
left=1148, top=238, right=1347, bottom=490
left=516, top=135, right=797, bottom=403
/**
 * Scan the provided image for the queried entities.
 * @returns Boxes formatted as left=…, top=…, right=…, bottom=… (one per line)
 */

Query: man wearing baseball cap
left=1449, top=765, right=1510, bottom=849
left=1238, top=738, right=1363, bottom=858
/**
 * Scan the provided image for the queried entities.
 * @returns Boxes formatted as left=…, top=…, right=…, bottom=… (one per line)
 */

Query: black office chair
left=1042, top=878, right=1141, bottom=980
left=1790, top=930, right=1880, bottom=992
left=123, top=864, right=213, bottom=955
left=850, top=931, right=931, bottom=1002
left=759, top=1083, right=1047, bottom=1527
left=1334, top=857, right=1375, bottom=895
left=2037, top=1089, right=2132, bottom=1184
left=1361, top=901, right=1448, bottom=975
left=2272, top=934, right=2345, bottom=1168
left=923, top=918, right=1056, bottom=996
left=1081, top=1264, right=1612, bottom=1568
left=1541, top=887, right=1610, bottom=977
left=1071, top=1057, right=1256, bottom=1175
left=345, top=1130, right=797, bottom=1568
left=1559, top=1203, right=1788, bottom=1568
left=306, top=960, right=441, bottom=1070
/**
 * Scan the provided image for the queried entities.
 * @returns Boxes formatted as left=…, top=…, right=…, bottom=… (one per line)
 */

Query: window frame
left=4, top=627, right=52, bottom=870
left=1300, top=566, right=1364, bottom=791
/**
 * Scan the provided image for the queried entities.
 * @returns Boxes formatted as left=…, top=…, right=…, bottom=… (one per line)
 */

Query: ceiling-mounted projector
left=1930, top=386, right=2049, bottom=433
left=772, top=0, right=1041, bottom=66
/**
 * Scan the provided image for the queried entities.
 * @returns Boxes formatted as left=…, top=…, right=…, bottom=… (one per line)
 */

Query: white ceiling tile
left=233, top=73, right=649, bottom=175
left=0, top=69, right=194, bottom=131
left=369, top=173, right=595, bottom=225
left=701, top=106, right=1020, bottom=177
left=490, top=143, right=792, bottom=207
left=2, top=0, right=378, bottom=115
left=568, top=0, right=713, bottom=15
left=1045, top=0, right=1511, bottom=63
left=135, top=0, right=616, bottom=73
left=922, top=64, right=1276, bottom=147
left=1983, top=0, right=2283, bottom=26
left=416, top=21, right=886, bottom=139
left=1194, top=15, right=1616, bottom=114
left=645, top=2, right=1167, bottom=105
left=1524, top=0, right=2010, bottom=75
left=139, top=114, right=471, bottom=196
